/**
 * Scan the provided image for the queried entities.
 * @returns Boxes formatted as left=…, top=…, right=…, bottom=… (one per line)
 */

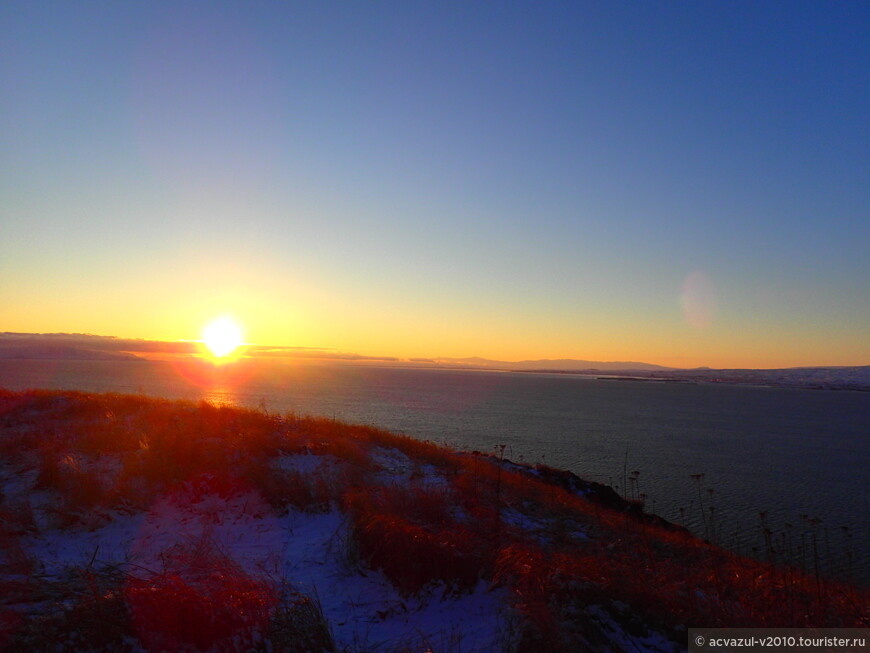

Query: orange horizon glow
left=1, top=313, right=867, bottom=370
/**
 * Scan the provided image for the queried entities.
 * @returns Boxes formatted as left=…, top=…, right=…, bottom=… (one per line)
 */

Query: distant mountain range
left=0, top=333, right=187, bottom=360
left=0, top=344, right=141, bottom=361
left=420, top=357, right=672, bottom=372
left=1, top=334, right=670, bottom=370
left=1, top=333, right=867, bottom=390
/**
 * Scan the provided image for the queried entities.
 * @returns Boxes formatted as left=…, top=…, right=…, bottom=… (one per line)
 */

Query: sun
left=202, top=317, right=244, bottom=359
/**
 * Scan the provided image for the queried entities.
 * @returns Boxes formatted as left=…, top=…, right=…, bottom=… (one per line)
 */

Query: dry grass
left=0, top=389, right=866, bottom=652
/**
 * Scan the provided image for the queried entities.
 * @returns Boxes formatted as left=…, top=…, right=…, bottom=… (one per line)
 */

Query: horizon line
left=1, top=332, right=868, bottom=372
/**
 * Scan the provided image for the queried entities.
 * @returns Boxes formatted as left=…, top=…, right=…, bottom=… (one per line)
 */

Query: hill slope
left=0, top=391, right=865, bottom=652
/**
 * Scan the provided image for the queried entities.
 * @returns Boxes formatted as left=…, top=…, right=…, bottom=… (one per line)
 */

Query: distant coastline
left=513, top=367, right=870, bottom=392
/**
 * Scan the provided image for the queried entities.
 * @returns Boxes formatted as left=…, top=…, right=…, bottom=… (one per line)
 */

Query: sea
left=1, top=357, right=867, bottom=586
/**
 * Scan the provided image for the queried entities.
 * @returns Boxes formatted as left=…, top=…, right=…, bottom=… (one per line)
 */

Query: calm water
left=1, top=358, right=867, bottom=584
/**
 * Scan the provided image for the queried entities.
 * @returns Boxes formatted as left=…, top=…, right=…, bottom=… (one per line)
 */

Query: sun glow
left=202, top=317, right=244, bottom=359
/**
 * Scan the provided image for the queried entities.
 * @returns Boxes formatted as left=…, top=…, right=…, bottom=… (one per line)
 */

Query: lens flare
left=680, top=270, right=717, bottom=329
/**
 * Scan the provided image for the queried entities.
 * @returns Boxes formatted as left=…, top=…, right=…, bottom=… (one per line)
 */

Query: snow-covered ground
left=4, top=391, right=769, bottom=652
left=1, top=452, right=512, bottom=651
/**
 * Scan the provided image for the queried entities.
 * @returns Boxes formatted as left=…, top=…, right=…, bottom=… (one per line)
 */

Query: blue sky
left=1, top=1, right=868, bottom=367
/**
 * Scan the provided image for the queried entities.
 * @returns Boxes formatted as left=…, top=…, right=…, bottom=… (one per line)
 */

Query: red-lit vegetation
left=0, top=389, right=866, bottom=652
left=124, top=538, right=279, bottom=652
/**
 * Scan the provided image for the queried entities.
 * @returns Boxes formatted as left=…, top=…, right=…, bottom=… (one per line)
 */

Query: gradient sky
left=2, top=1, right=868, bottom=368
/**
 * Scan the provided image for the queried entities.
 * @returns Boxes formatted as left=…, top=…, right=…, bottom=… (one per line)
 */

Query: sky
left=1, top=1, right=868, bottom=368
